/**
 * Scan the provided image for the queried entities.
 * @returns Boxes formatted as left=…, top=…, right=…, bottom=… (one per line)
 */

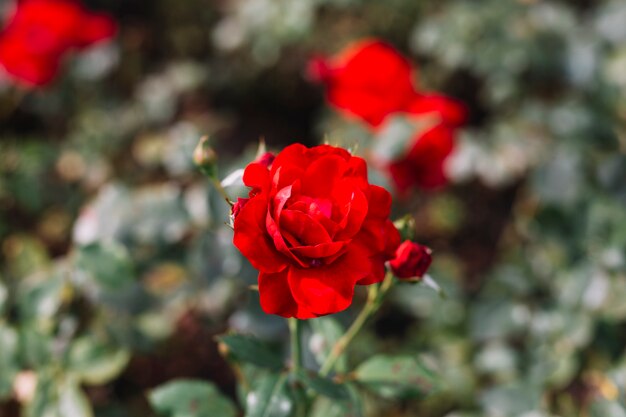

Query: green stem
left=319, top=272, right=395, bottom=377
left=288, top=318, right=303, bottom=374
left=211, top=178, right=234, bottom=207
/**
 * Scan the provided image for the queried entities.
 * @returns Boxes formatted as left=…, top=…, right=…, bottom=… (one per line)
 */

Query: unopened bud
left=193, top=136, right=218, bottom=178
left=389, top=240, right=432, bottom=280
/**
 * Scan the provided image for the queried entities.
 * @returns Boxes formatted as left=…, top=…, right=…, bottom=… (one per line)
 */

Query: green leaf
left=245, top=373, right=293, bottom=417
left=58, top=378, right=94, bottom=417
left=296, top=370, right=349, bottom=400
left=75, top=243, right=135, bottom=291
left=309, top=317, right=347, bottom=373
left=354, top=355, right=439, bottom=399
left=25, top=374, right=95, bottom=417
left=149, top=379, right=237, bottom=417
left=68, top=337, right=130, bottom=385
left=0, top=325, right=19, bottom=399
left=590, top=399, right=626, bottom=417
left=309, top=383, right=363, bottom=417
left=17, top=271, right=65, bottom=326
left=0, top=279, right=7, bottom=316
left=218, top=334, right=283, bottom=370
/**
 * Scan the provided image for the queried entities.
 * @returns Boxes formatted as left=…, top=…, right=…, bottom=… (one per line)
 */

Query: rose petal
left=301, top=154, right=347, bottom=197
left=288, top=245, right=372, bottom=316
left=233, top=196, right=287, bottom=273
left=243, top=162, right=270, bottom=196
left=366, top=185, right=392, bottom=219
left=290, top=241, right=348, bottom=260
left=258, top=269, right=315, bottom=319
left=280, top=209, right=331, bottom=247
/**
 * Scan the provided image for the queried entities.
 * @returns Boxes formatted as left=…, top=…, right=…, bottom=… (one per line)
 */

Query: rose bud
left=193, top=136, right=218, bottom=178
left=389, top=240, right=432, bottom=280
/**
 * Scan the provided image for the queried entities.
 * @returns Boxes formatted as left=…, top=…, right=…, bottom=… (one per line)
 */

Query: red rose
left=389, top=240, right=432, bottom=279
left=308, top=40, right=416, bottom=128
left=0, top=0, right=117, bottom=86
left=387, top=95, right=466, bottom=191
left=233, top=144, right=400, bottom=319
left=309, top=39, right=468, bottom=192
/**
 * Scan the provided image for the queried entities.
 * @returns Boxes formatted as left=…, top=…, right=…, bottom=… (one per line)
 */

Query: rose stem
left=288, top=318, right=303, bottom=374
left=319, top=271, right=395, bottom=377
left=211, top=178, right=234, bottom=207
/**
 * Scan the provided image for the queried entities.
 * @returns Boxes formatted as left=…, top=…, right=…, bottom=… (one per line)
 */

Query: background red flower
left=233, top=144, right=400, bottom=319
left=310, top=39, right=467, bottom=192
left=308, top=39, right=416, bottom=128
left=0, top=0, right=117, bottom=86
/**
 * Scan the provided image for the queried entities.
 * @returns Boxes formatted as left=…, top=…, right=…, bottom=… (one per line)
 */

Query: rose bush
left=0, top=0, right=117, bottom=86
left=233, top=143, right=400, bottom=319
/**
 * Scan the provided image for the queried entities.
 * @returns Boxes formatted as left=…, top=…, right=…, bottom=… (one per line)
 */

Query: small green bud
left=193, top=136, right=218, bottom=178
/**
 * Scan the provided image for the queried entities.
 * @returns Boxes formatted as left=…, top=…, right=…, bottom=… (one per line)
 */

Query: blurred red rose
left=389, top=240, right=432, bottom=279
left=309, top=39, right=467, bottom=191
left=308, top=39, right=416, bottom=128
left=0, top=0, right=117, bottom=87
left=388, top=95, right=467, bottom=191
left=233, top=143, right=400, bottom=319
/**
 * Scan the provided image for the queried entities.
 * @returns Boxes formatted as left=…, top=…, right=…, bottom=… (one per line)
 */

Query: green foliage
left=354, top=355, right=439, bottom=399
left=1, top=0, right=626, bottom=415
left=244, top=373, right=293, bottom=417
left=149, top=380, right=237, bottom=417
left=218, top=334, right=284, bottom=371
left=309, top=317, right=347, bottom=373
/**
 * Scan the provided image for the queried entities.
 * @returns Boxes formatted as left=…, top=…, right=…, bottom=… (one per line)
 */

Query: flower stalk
left=319, top=271, right=395, bottom=377
left=288, top=318, right=303, bottom=374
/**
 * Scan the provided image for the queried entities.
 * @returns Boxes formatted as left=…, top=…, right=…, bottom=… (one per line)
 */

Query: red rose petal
left=233, top=196, right=287, bottom=273
left=288, top=245, right=372, bottom=316
left=258, top=270, right=316, bottom=319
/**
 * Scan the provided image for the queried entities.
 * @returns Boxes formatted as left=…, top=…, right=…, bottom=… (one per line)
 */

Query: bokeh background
left=2, top=0, right=626, bottom=416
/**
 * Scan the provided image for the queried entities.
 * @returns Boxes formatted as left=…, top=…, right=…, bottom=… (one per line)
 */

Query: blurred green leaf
left=590, top=399, right=626, bottom=417
left=354, top=355, right=439, bottom=399
left=17, top=271, right=65, bottom=327
left=68, top=337, right=130, bottom=385
left=58, top=378, right=94, bottom=417
left=218, top=334, right=283, bottom=370
left=309, top=317, right=347, bottom=373
left=309, top=383, right=363, bottom=417
left=75, top=243, right=135, bottom=291
left=25, top=374, right=94, bottom=417
left=0, top=279, right=7, bottom=316
left=149, top=379, right=237, bottom=417
left=296, top=370, right=349, bottom=400
left=0, top=325, right=19, bottom=399
left=244, top=373, right=292, bottom=417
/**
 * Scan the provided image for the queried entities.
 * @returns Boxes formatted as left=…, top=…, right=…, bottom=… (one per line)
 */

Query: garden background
left=1, top=0, right=626, bottom=416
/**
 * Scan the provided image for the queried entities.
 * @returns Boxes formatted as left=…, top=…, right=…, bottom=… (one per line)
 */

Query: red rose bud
left=0, top=0, right=117, bottom=87
left=389, top=240, right=432, bottom=280
left=256, top=152, right=275, bottom=168
left=193, top=136, right=218, bottom=178
left=233, top=143, right=401, bottom=319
